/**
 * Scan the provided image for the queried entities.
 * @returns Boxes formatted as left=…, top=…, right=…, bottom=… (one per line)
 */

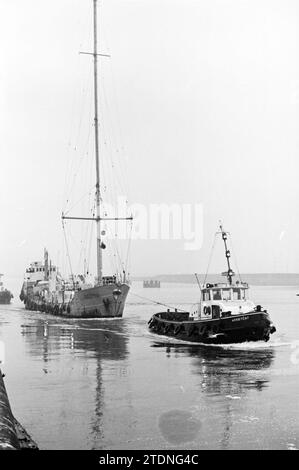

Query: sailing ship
left=148, top=225, right=276, bottom=344
left=0, top=274, right=13, bottom=305
left=19, top=0, right=132, bottom=318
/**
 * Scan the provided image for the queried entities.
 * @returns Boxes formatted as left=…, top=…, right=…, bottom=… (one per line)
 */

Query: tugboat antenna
left=219, top=223, right=235, bottom=285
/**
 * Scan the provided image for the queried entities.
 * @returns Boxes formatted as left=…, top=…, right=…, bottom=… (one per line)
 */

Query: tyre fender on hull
left=270, top=323, right=276, bottom=334
left=188, top=324, right=198, bottom=337
left=174, top=324, right=182, bottom=336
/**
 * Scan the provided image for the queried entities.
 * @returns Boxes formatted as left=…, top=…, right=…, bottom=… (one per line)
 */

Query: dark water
left=0, top=282, right=298, bottom=450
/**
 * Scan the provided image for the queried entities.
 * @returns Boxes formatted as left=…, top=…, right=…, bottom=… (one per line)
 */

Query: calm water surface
left=0, top=282, right=298, bottom=450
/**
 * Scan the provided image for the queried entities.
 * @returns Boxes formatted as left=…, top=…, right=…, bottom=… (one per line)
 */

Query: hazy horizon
left=1, top=0, right=299, bottom=281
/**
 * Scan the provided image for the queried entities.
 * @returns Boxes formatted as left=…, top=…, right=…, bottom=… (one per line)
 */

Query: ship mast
left=219, top=224, right=235, bottom=285
left=62, top=0, right=132, bottom=285
left=93, top=0, right=102, bottom=284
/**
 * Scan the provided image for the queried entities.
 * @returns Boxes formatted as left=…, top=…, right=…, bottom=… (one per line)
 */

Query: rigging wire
left=100, top=76, right=129, bottom=197
left=98, top=87, right=132, bottom=278
left=86, top=200, right=96, bottom=274
left=62, top=46, right=86, bottom=210
left=65, top=110, right=93, bottom=212
left=61, top=5, right=133, bottom=280
left=114, top=235, right=125, bottom=274
left=101, top=20, right=131, bottom=200
left=63, top=66, right=93, bottom=212
left=124, top=221, right=133, bottom=275
left=229, top=234, right=243, bottom=283
left=62, top=221, right=74, bottom=281
left=63, top=185, right=95, bottom=216
left=203, top=233, right=217, bottom=285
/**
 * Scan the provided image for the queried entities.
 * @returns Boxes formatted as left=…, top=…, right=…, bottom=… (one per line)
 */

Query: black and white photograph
left=0, top=0, right=298, bottom=457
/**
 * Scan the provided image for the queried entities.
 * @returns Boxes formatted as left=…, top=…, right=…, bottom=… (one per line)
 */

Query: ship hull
left=0, top=291, right=13, bottom=305
left=22, top=283, right=130, bottom=318
left=148, top=311, right=276, bottom=344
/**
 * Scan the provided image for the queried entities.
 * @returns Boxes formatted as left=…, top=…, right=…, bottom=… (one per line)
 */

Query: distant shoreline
left=133, top=273, right=299, bottom=286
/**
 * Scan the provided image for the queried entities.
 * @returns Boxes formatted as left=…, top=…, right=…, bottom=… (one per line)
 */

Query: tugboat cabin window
left=222, top=289, right=231, bottom=301
left=232, top=288, right=246, bottom=300
left=212, top=289, right=221, bottom=300
left=203, top=290, right=211, bottom=301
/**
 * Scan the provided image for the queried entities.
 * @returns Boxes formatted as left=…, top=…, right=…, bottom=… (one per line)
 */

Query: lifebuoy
left=203, top=306, right=211, bottom=316
left=270, top=324, right=276, bottom=334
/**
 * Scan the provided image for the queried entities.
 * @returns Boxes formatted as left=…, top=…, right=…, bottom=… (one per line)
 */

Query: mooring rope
left=129, top=292, right=187, bottom=312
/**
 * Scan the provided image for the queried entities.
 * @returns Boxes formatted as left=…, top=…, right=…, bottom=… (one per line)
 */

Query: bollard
left=0, top=370, right=20, bottom=450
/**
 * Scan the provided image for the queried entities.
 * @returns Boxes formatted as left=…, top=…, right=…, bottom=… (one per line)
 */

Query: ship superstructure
left=0, top=274, right=13, bottom=305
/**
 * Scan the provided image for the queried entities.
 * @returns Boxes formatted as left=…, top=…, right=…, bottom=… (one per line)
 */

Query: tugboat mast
left=219, top=224, right=234, bottom=285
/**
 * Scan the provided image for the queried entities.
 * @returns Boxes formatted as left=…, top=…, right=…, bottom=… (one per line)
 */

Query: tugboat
left=148, top=225, right=276, bottom=344
left=0, top=274, right=13, bottom=305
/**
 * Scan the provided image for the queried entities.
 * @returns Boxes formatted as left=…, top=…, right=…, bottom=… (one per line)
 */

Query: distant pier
left=143, top=280, right=161, bottom=288
left=0, top=370, right=38, bottom=450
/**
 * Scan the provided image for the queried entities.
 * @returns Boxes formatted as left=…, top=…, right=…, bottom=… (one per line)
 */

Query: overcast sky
left=0, top=0, right=299, bottom=282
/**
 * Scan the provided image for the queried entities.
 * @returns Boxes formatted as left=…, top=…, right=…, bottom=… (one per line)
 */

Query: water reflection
left=20, top=319, right=129, bottom=360
left=153, top=343, right=274, bottom=389
left=152, top=342, right=275, bottom=449
left=20, top=317, right=129, bottom=448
